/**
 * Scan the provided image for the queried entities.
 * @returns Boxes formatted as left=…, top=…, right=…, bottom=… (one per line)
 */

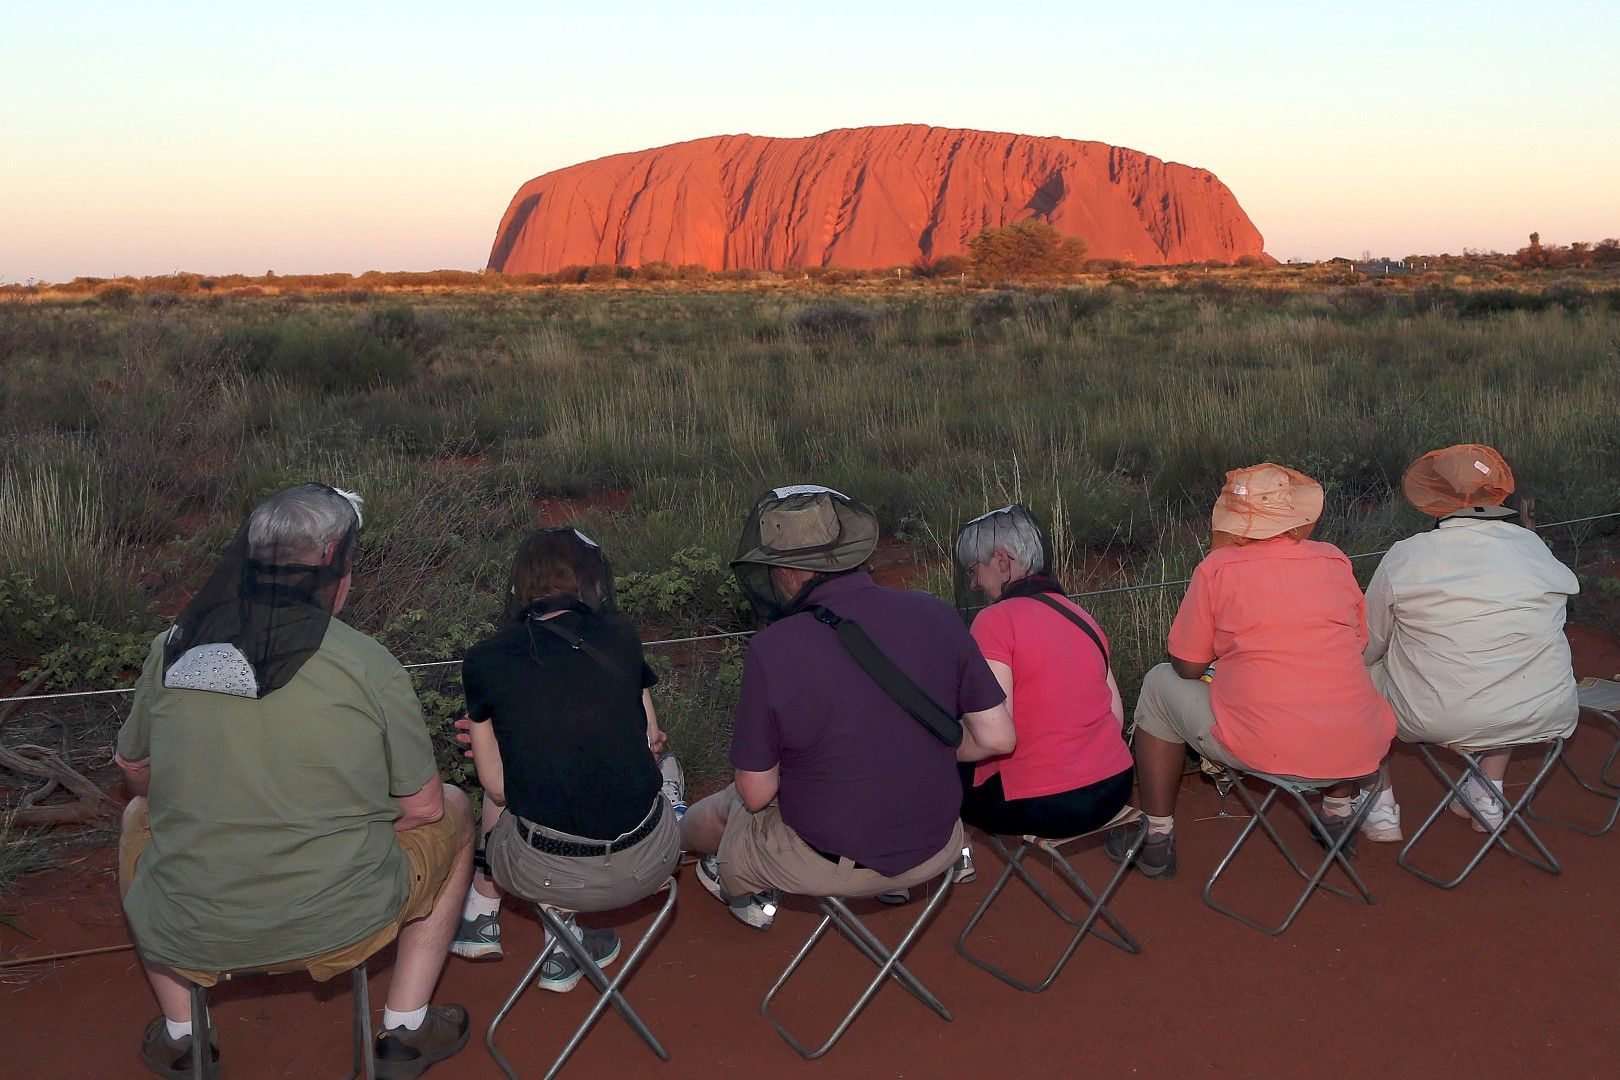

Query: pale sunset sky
left=3, top=0, right=1615, bottom=282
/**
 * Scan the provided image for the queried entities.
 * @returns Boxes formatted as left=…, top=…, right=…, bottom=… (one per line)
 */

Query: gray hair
left=247, top=484, right=364, bottom=564
left=953, top=506, right=1046, bottom=575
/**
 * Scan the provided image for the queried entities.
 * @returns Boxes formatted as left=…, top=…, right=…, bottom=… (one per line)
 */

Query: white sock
left=164, top=1018, right=192, bottom=1042
left=1145, top=813, right=1174, bottom=836
left=383, top=1005, right=428, bottom=1031
left=544, top=912, right=584, bottom=946
left=463, top=888, right=501, bottom=921
left=1321, top=794, right=1355, bottom=819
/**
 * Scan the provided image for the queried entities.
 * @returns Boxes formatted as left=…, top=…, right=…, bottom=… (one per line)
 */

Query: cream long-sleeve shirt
left=1364, top=518, right=1579, bottom=749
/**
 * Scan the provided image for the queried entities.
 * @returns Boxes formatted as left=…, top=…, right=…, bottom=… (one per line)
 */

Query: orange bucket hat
left=1401, top=444, right=1516, bottom=518
left=1211, top=463, right=1325, bottom=543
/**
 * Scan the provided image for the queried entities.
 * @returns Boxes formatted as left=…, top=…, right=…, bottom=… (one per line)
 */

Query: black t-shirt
left=462, top=610, right=660, bottom=840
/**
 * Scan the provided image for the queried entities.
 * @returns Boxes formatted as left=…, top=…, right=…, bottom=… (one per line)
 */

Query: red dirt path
left=6, top=630, right=1620, bottom=1079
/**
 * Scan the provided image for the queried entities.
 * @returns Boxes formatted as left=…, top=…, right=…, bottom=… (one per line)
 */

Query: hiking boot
left=1350, top=787, right=1403, bottom=842
left=537, top=927, right=621, bottom=993
left=139, top=1017, right=218, bottom=1077
left=878, top=843, right=974, bottom=903
left=658, top=751, right=687, bottom=818
left=373, top=1004, right=470, bottom=1080
left=876, top=888, right=910, bottom=905
left=696, top=853, right=779, bottom=930
left=449, top=909, right=502, bottom=960
left=1104, top=819, right=1176, bottom=878
left=1449, top=773, right=1506, bottom=833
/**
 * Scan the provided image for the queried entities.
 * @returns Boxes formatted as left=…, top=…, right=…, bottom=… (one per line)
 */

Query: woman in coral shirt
left=1105, top=464, right=1394, bottom=879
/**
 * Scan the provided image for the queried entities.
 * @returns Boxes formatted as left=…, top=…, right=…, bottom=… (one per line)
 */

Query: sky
left=3, top=1, right=1617, bottom=282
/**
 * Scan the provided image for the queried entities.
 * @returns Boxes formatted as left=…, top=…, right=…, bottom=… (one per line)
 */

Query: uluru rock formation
left=488, top=125, right=1268, bottom=273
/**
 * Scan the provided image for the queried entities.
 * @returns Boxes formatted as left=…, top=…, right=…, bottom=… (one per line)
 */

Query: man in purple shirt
left=680, top=486, right=1015, bottom=930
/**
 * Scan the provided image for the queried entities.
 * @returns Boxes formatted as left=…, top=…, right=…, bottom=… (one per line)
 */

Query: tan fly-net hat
left=1210, top=463, right=1325, bottom=543
left=1402, top=444, right=1516, bottom=518
left=732, top=485, right=879, bottom=622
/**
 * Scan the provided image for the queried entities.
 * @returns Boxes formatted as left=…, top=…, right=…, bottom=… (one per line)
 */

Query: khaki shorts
left=120, top=798, right=468, bottom=987
left=714, top=785, right=964, bottom=900
left=487, top=798, right=681, bottom=914
left=1131, top=663, right=1245, bottom=769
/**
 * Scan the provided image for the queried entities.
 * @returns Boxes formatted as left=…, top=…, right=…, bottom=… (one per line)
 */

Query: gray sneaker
left=449, top=910, right=502, bottom=960
left=657, top=751, right=687, bottom=818
left=1104, top=819, right=1176, bottom=879
left=696, top=853, right=779, bottom=930
left=537, top=927, right=621, bottom=993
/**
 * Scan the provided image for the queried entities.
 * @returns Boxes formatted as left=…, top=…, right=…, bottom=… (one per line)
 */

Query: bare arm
left=113, top=751, right=151, bottom=797
left=1170, top=654, right=1210, bottom=680
left=735, top=765, right=780, bottom=812
left=468, top=721, right=505, bottom=808
left=644, top=689, right=667, bottom=757
left=1106, top=670, right=1125, bottom=726
left=394, top=774, right=447, bottom=833
left=957, top=700, right=1016, bottom=761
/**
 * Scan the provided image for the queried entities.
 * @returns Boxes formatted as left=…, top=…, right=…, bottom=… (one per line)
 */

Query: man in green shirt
left=115, top=484, right=473, bottom=1079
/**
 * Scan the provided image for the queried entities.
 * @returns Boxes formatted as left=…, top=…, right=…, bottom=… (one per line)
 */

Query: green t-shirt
left=118, top=619, right=437, bottom=973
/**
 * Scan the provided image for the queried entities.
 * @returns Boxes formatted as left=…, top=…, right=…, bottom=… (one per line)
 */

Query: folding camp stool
left=1398, top=739, right=1564, bottom=888
left=955, top=806, right=1144, bottom=992
left=1526, top=686, right=1620, bottom=835
left=762, top=864, right=956, bottom=1059
left=188, top=962, right=374, bottom=1080
left=1202, top=767, right=1378, bottom=936
left=486, top=877, right=677, bottom=1080
left=1576, top=678, right=1620, bottom=791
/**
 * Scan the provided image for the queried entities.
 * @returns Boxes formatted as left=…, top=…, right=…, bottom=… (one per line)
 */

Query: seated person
left=1356, top=444, right=1579, bottom=838
left=680, top=485, right=1015, bottom=929
left=1106, top=464, right=1394, bottom=878
left=115, top=483, right=473, bottom=1080
left=954, top=505, right=1134, bottom=839
left=456, top=527, right=681, bottom=991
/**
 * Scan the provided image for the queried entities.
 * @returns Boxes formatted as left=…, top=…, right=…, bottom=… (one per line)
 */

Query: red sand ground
left=6, top=630, right=1620, bottom=1079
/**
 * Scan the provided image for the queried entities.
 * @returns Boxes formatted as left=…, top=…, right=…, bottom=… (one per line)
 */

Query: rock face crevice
left=488, top=125, right=1267, bottom=272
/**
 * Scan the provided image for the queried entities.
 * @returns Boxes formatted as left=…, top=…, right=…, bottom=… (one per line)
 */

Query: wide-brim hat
left=731, top=485, right=879, bottom=572
left=1210, top=463, right=1324, bottom=541
left=1402, top=444, right=1516, bottom=519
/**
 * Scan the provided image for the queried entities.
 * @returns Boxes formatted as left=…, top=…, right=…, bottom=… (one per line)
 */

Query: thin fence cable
left=5, top=510, right=1617, bottom=704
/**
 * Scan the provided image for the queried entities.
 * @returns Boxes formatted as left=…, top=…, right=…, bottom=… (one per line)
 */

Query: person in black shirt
left=450, top=527, right=683, bottom=993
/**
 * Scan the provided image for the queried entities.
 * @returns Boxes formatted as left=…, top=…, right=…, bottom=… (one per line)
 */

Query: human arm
left=958, top=700, right=1016, bottom=761
left=468, top=718, right=505, bottom=807
left=113, top=634, right=166, bottom=797
left=1106, top=670, right=1125, bottom=726
left=1166, top=561, right=1217, bottom=679
left=1363, top=561, right=1394, bottom=664
left=394, top=774, right=447, bottom=832
left=114, top=751, right=151, bottom=796
left=644, top=689, right=667, bottom=757
left=735, top=765, right=780, bottom=811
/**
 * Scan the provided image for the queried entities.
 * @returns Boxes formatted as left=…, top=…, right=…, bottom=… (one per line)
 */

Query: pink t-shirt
left=970, top=594, right=1133, bottom=800
left=1167, top=538, right=1394, bottom=779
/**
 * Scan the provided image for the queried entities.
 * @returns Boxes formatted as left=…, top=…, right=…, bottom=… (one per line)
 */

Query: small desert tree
left=968, top=219, right=1087, bottom=283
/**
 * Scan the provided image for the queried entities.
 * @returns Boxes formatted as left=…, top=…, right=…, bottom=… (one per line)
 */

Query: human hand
left=648, top=725, right=668, bottom=757
left=454, top=716, right=475, bottom=760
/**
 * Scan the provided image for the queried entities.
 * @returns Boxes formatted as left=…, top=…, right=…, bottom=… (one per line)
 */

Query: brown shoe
left=374, top=1004, right=470, bottom=1079
left=140, top=1017, right=218, bottom=1077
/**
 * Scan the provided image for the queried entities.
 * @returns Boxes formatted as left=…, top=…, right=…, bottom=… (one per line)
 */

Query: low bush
left=789, top=302, right=880, bottom=341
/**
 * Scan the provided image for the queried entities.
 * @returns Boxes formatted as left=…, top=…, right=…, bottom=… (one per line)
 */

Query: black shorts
left=960, top=764, right=1134, bottom=839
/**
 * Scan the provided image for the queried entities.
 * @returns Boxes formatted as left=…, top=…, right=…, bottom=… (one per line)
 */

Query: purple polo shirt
left=730, top=571, right=1005, bottom=876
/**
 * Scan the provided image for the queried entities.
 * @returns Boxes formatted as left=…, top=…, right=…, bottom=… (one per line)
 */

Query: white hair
left=953, top=506, right=1046, bottom=574
left=247, top=484, right=364, bottom=564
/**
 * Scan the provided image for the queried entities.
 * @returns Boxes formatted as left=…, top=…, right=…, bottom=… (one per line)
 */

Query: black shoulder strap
left=800, top=604, right=964, bottom=747
left=1027, top=593, right=1110, bottom=665
left=530, top=617, right=637, bottom=686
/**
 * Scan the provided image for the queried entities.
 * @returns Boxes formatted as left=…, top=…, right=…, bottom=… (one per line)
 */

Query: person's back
left=123, top=617, right=432, bottom=973
left=736, top=571, right=980, bottom=875
left=1177, top=538, right=1393, bottom=779
left=1369, top=519, right=1578, bottom=746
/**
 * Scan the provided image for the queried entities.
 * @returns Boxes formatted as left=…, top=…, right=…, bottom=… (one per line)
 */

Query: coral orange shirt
left=1167, top=538, right=1393, bottom=779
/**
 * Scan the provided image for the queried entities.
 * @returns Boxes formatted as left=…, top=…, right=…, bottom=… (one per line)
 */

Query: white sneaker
left=696, top=854, right=778, bottom=930
left=657, top=752, right=686, bottom=818
left=1449, top=773, right=1506, bottom=833
left=1351, top=787, right=1403, bottom=842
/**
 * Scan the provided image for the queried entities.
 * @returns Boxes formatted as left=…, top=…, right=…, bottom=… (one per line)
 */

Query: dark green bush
left=261, top=323, right=416, bottom=392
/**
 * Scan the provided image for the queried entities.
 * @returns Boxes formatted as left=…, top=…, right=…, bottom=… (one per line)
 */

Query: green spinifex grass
left=2, top=284, right=1616, bottom=787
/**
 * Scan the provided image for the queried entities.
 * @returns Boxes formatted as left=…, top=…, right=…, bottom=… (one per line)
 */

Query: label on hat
left=770, top=484, right=847, bottom=499
left=1473, top=460, right=1491, bottom=475
left=1232, top=484, right=1247, bottom=495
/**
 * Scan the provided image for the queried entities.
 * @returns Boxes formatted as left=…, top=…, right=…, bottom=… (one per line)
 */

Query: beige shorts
left=714, top=785, right=963, bottom=900
left=120, top=798, right=468, bottom=986
left=1131, top=663, right=1245, bottom=769
left=487, top=798, right=681, bottom=914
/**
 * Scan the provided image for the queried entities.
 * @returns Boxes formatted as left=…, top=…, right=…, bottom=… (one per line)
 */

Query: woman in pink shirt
left=954, top=506, right=1135, bottom=840
left=1105, top=465, right=1394, bottom=879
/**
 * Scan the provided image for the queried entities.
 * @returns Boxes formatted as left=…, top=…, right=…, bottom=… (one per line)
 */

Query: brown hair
left=508, top=527, right=612, bottom=612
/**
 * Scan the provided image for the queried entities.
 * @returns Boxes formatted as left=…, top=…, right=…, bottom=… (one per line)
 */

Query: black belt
left=808, top=844, right=874, bottom=871
left=513, top=801, right=662, bottom=858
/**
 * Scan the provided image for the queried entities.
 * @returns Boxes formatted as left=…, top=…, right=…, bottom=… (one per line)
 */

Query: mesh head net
left=1209, top=463, right=1324, bottom=544
left=731, top=485, right=879, bottom=623
left=952, top=504, right=1059, bottom=615
left=503, top=526, right=616, bottom=622
left=163, top=483, right=363, bottom=699
left=1401, top=444, right=1517, bottom=519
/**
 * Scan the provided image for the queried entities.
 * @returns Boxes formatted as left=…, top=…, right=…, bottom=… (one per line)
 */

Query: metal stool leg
left=762, top=869, right=956, bottom=1059
left=1596, top=711, right=1620, bottom=789
left=1203, top=772, right=1376, bottom=936
left=1398, top=741, right=1563, bottom=888
left=486, top=878, right=677, bottom=1080
left=347, top=964, right=375, bottom=1080
left=189, top=983, right=215, bottom=1080
left=1526, top=731, right=1620, bottom=836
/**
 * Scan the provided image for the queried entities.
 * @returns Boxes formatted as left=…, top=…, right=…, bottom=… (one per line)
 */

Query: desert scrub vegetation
left=1, top=281, right=1617, bottom=788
